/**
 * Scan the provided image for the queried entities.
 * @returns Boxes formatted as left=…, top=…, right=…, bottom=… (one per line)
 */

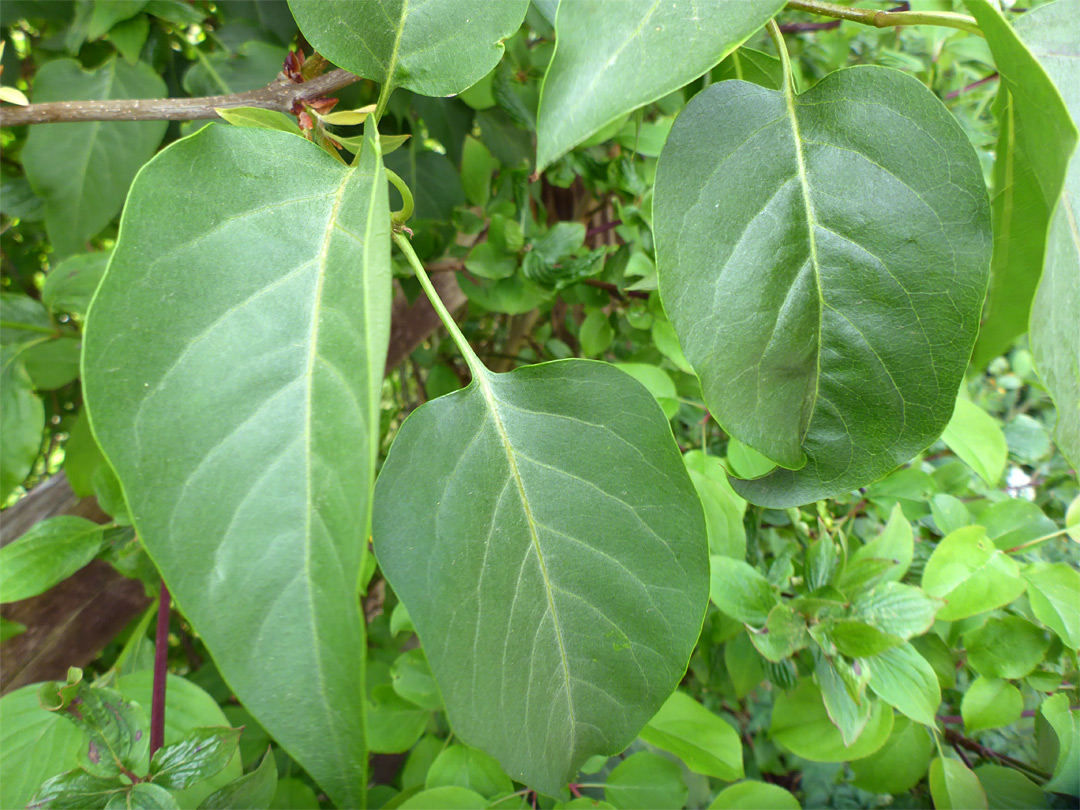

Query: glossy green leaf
left=770, top=679, right=893, bottom=763
left=865, top=642, right=940, bottom=727
left=708, top=781, right=799, bottom=810
left=374, top=359, right=707, bottom=795
left=639, top=690, right=743, bottom=781
left=150, top=727, right=242, bottom=790
left=1023, top=562, right=1080, bottom=649
left=682, top=450, right=746, bottom=558
left=712, top=48, right=783, bottom=90
left=425, top=745, right=513, bottom=799
left=27, top=769, right=126, bottom=810
left=964, top=616, right=1049, bottom=679
left=39, top=669, right=148, bottom=778
left=21, top=57, right=167, bottom=258
left=849, top=716, right=933, bottom=795
left=535, top=0, right=785, bottom=170
left=215, top=106, right=303, bottom=136
left=823, top=620, right=901, bottom=659
left=941, top=398, right=1008, bottom=485
left=41, top=251, right=110, bottom=319
left=724, top=633, right=765, bottom=700
left=973, top=765, right=1045, bottom=810
left=709, top=556, right=776, bottom=626
left=1024, top=0, right=1080, bottom=469
left=655, top=67, right=991, bottom=507
left=981, top=498, right=1057, bottom=551
left=962, top=677, right=1023, bottom=733
left=0, top=516, right=106, bottom=603
left=929, top=757, right=987, bottom=810
left=288, top=0, right=529, bottom=99
left=82, top=124, right=391, bottom=809
left=921, top=526, right=1025, bottom=620
left=965, top=0, right=1078, bottom=370
left=0, top=344, right=44, bottom=501
left=107, top=782, right=180, bottom=810
left=605, top=751, right=687, bottom=810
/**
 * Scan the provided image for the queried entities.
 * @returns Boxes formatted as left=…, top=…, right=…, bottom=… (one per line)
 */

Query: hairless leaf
left=929, top=757, right=988, bottom=810
left=0, top=516, right=107, bottom=603
left=1020, top=0, right=1080, bottom=470
left=288, top=0, right=529, bottom=102
left=82, top=124, right=391, bottom=808
left=21, top=57, right=166, bottom=258
left=655, top=66, right=991, bottom=507
left=373, top=359, right=708, bottom=796
left=964, top=0, right=1078, bottom=371
left=535, top=0, right=786, bottom=170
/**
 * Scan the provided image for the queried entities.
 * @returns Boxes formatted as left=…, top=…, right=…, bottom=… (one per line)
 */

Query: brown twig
left=583, top=278, right=649, bottom=300
left=945, top=73, right=999, bottom=99
left=0, top=68, right=361, bottom=127
left=942, top=728, right=1051, bottom=782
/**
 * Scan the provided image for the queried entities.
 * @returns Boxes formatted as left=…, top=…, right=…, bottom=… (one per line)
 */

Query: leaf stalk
left=785, top=1, right=983, bottom=37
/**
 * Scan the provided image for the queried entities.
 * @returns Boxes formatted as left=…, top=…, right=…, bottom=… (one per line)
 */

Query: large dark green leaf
left=82, top=125, right=391, bottom=808
left=1022, top=0, right=1080, bottom=469
left=288, top=0, right=529, bottom=98
left=373, top=359, right=708, bottom=796
left=654, top=66, right=991, bottom=507
left=21, top=57, right=167, bottom=258
left=965, top=0, right=1078, bottom=370
left=535, top=0, right=785, bottom=170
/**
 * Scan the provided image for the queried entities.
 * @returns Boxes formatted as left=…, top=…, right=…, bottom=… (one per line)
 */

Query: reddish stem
left=150, top=581, right=171, bottom=757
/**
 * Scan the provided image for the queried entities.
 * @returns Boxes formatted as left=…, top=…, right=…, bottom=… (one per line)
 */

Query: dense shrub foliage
left=0, top=2, right=1077, bottom=809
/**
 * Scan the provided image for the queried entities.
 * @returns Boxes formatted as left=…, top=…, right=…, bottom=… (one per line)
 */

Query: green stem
left=767, top=19, right=796, bottom=94
left=373, top=80, right=394, bottom=126
left=0, top=320, right=56, bottom=335
left=385, top=168, right=414, bottom=225
left=393, top=231, right=486, bottom=378
left=785, top=0, right=983, bottom=37
left=1007, top=526, right=1074, bottom=554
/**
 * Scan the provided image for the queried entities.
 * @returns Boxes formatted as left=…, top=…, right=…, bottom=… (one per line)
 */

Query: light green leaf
left=724, top=633, right=765, bottom=700
left=616, top=364, right=679, bottom=420
left=973, top=764, right=1045, bottom=810
left=1038, top=693, right=1080, bottom=795
left=981, top=498, right=1057, bottom=551
left=940, top=398, right=1008, bottom=485
left=288, top=0, right=529, bottom=98
left=21, top=57, right=167, bottom=258
left=0, top=616, right=26, bottom=642
left=150, top=727, right=242, bottom=791
left=579, top=310, right=614, bottom=357
left=22, top=336, right=81, bottom=390
left=42, top=251, right=111, bottom=319
left=398, top=786, right=489, bottom=810
left=0, top=345, right=44, bottom=501
left=749, top=604, right=809, bottom=662
left=866, top=642, right=941, bottom=727
left=605, top=751, right=687, bottom=810
left=0, top=516, right=106, bottom=603
left=848, top=582, right=942, bottom=641
left=82, top=124, right=391, bottom=809
left=814, top=651, right=871, bottom=747
left=656, top=66, right=991, bottom=507
left=850, top=716, right=933, bottom=795
left=845, top=503, right=913, bottom=587
left=391, top=648, right=443, bottom=711
left=929, top=757, right=988, bottom=810
left=823, top=620, right=901, bottom=659
left=535, top=0, right=785, bottom=170
left=682, top=450, right=746, bottom=558
left=639, top=690, right=743, bottom=781
left=962, top=677, right=1023, bottom=733
left=1023, top=562, right=1080, bottom=649
left=712, top=47, right=783, bottom=90
left=708, top=781, right=799, bottom=810
left=374, top=359, right=708, bottom=796
left=425, top=745, right=514, bottom=799
left=770, top=679, right=894, bottom=763
left=965, top=0, right=1078, bottom=370
left=964, top=616, right=1049, bottom=679
left=368, top=684, right=429, bottom=755
left=87, top=0, right=147, bottom=40
left=921, top=526, right=1026, bottom=620
left=215, top=106, right=303, bottom=136
left=1069, top=495, right=1080, bottom=542
left=709, top=555, right=776, bottom=626
left=1024, top=0, right=1080, bottom=469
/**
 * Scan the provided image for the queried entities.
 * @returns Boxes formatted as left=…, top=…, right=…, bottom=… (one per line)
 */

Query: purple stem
left=585, top=220, right=622, bottom=239
left=150, top=580, right=171, bottom=757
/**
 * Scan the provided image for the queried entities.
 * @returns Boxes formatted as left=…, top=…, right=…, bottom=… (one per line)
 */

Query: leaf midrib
left=474, top=371, right=577, bottom=754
